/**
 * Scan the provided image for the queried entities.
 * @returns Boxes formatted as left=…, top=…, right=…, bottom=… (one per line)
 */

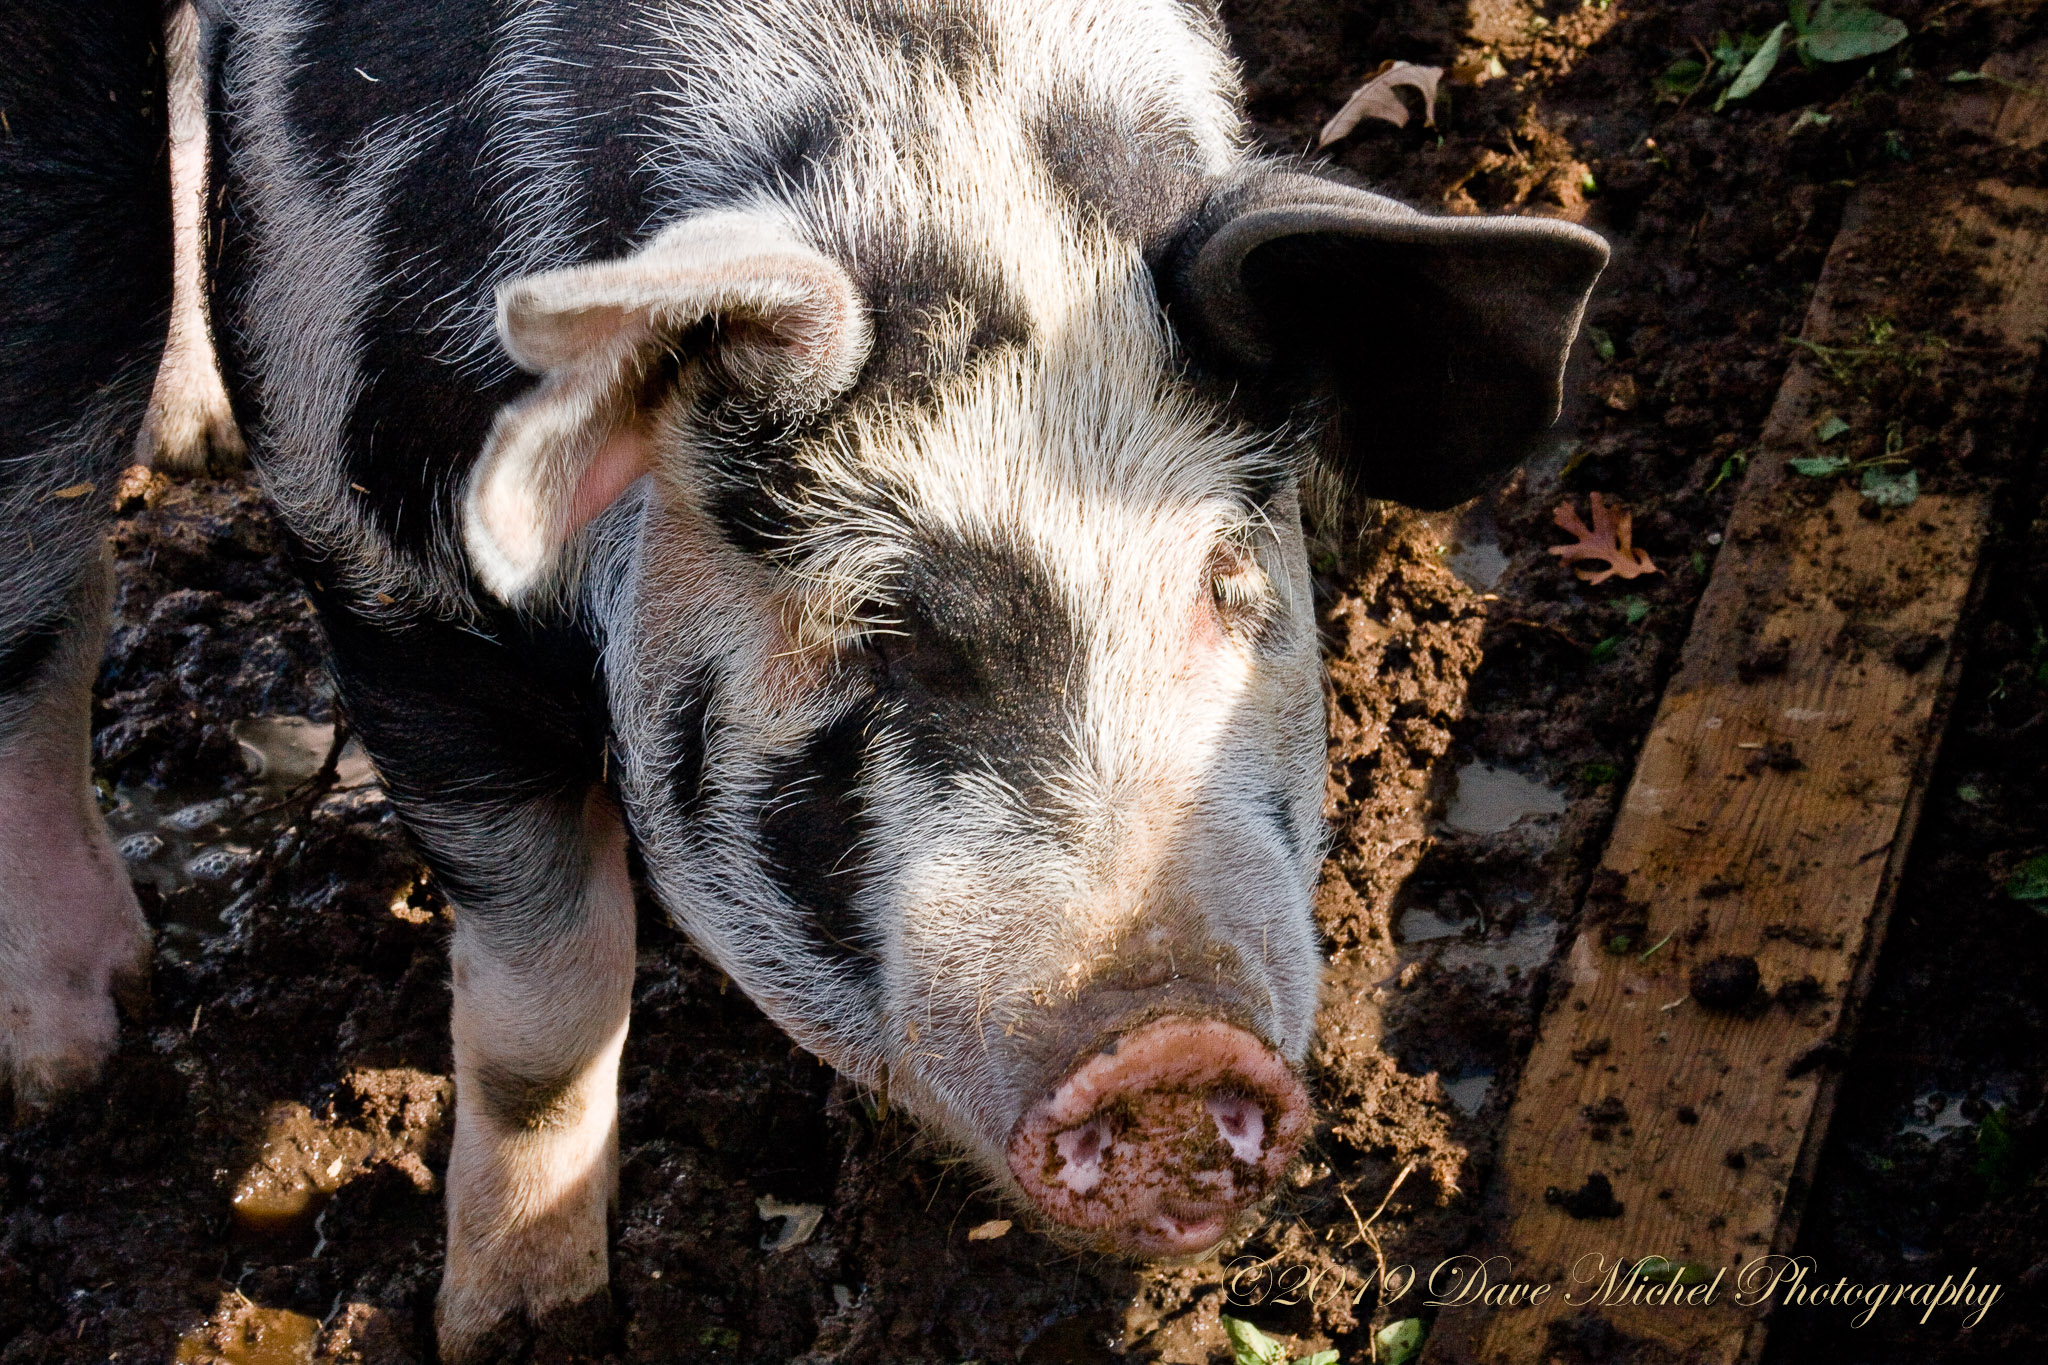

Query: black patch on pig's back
left=0, top=0, right=168, bottom=466
left=275, top=0, right=498, bottom=171
left=873, top=536, right=1080, bottom=794
left=757, top=705, right=880, bottom=973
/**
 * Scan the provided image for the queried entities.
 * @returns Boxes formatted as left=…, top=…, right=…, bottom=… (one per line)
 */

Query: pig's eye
left=852, top=600, right=980, bottom=698
left=1207, top=543, right=1270, bottom=630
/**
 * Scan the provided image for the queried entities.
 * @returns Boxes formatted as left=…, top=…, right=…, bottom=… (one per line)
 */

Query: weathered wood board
left=1426, top=47, right=2048, bottom=1365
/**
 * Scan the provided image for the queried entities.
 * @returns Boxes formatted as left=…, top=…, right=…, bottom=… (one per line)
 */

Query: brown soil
left=5, top=3, right=2047, bottom=1363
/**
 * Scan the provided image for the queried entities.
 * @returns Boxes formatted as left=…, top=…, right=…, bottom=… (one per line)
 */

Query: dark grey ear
left=1167, top=173, right=1609, bottom=509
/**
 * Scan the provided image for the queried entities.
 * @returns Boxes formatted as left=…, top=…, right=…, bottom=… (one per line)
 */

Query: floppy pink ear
left=463, top=211, right=871, bottom=603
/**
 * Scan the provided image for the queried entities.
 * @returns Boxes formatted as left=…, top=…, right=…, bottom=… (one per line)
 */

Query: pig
left=0, top=0, right=1606, bottom=1357
left=0, top=1, right=168, bottom=1117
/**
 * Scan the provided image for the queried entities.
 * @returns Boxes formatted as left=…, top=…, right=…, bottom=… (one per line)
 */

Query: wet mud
left=4, top=3, right=2047, bottom=1363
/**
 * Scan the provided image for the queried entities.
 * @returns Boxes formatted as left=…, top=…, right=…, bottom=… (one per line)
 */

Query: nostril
left=1008, top=1016, right=1311, bottom=1253
left=1205, top=1093, right=1266, bottom=1165
left=1053, top=1116, right=1114, bottom=1194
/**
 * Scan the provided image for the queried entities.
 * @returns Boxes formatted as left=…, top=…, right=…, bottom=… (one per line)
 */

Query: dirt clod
left=1690, top=954, right=1764, bottom=1011
left=1544, top=1172, right=1625, bottom=1221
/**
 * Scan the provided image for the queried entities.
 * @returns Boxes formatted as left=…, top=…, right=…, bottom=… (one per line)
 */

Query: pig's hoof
left=436, top=1162, right=615, bottom=1363
left=437, top=1286, right=614, bottom=1365
left=139, top=383, right=247, bottom=476
left=1, top=940, right=150, bottom=1123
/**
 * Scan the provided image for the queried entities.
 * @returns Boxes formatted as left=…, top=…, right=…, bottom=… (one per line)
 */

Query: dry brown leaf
left=50, top=482, right=94, bottom=500
left=1548, top=493, right=1661, bottom=584
left=1318, top=61, right=1444, bottom=147
left=966, top=1218, right=1012, bottom=1241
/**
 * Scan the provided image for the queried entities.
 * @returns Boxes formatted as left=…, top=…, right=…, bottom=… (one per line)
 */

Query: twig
left=241, top=719, right=352, bottom=820
left=1343, top=1159, right=1418, bottom=1363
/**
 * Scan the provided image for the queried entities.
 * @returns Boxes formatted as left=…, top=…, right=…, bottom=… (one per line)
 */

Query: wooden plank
left=1426, top=47, right=2048, bottom=1365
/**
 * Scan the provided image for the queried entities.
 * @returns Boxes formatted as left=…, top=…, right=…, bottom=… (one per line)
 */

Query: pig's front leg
left=0, top=555, right=152, bottom=1118
left=321, top=608, right=626, bottom=1361
left=439, top=789, right=633, bottom=1360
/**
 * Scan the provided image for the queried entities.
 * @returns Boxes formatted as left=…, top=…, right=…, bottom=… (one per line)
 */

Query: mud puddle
left=102, top=717, right=372, bottom=942
left=1440, top=761, right=1568, bottom=836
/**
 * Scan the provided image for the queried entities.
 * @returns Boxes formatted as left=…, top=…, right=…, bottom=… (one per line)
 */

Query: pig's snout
left=1006, top=1016, right=1310, bottom=1255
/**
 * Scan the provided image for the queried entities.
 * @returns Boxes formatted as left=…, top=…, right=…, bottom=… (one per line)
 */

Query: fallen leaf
left=50, top=482, right=94, bottom=499
left=755, top=1196, right=824, bottom=1252
left=1318, top=61, right=1444, bottom=145
left=1549, top=493, right=1661, bottom=584
left=965, top=1219, right=1011, bottom=1241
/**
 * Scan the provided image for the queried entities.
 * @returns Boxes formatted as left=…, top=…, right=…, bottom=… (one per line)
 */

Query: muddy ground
left=5, top=2, right=2048, bottom=1362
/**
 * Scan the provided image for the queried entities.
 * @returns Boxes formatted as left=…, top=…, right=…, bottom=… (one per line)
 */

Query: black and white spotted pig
left=0, top=1, right=167, bottom=1119
left=0, top=0, right=1606, bottom=1356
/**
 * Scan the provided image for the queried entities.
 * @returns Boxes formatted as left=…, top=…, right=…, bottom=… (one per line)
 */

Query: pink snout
left=1006, top=1016, right=1311, bottom=1255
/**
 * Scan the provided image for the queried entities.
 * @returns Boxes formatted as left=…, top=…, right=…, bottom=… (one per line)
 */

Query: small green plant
left=1718, top=1, right=1909, bottom=109
left=2007, top=854, right=2048, bottom=907
left=1581, top=761, right=1621, bottom=785
left=1788, top=315, right=1944, bottom=391
left=1949, top=68, right=2048, bottom=97
left=1375, top=1318, right=1427, bottom=1365
left=1706, top=451, right=1749, bottom=493
left=1788, top=454, right=1853, bottom=478
left=1221, top=1316, right=1337, bottom=1365
left=1974, top=1107, right=2028, bottom=1196
left=1634, top=1256, right=1716, bottom=1285
left=1788, top=419, right=1921, bottom=507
